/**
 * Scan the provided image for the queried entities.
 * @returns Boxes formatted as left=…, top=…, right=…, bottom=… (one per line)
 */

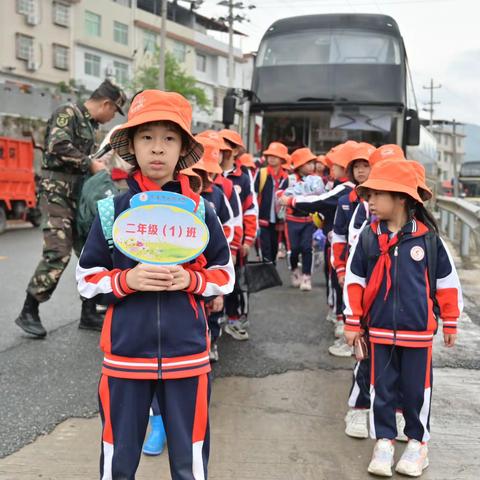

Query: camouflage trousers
left=27, top=191, right=81, bottom=303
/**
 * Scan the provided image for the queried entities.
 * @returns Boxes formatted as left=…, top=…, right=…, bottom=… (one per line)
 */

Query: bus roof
left=264, top=13, right=402, bottom=38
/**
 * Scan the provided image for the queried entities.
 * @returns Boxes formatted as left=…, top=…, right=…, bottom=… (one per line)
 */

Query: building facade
left=0, top=0, right=252, bottom=127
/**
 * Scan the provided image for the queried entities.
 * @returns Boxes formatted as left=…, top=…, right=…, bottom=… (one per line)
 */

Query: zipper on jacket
left=392, top=245, right=399, bottom=345
left=157, top=292, right=162, bottom=379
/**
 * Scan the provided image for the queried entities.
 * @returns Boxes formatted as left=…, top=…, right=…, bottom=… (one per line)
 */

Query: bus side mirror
left=405, top=109, right=420, bottom=146
left=223, top=94, right=236, bottom=127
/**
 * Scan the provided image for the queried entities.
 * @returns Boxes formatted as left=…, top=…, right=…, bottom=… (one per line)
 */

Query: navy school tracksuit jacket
left=254, top=167, right=289, bottom=227
left=201, top=184, right=235, bottom=244
left=76, top=175, right=235, bottom=380
left=343, top=218, right=463, bottom=347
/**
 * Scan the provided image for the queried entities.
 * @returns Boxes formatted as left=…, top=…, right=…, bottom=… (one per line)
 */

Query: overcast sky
left=197, top=0, right=480, bottom=126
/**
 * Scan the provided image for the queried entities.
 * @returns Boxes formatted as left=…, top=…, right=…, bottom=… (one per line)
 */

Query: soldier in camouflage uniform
left=15, top=79, right=127, bottom=338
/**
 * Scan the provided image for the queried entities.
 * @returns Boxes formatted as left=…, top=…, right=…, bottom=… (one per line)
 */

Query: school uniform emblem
left=234, top=185, right=242, bottom=194
left=410, top=246, right=425, bottom=261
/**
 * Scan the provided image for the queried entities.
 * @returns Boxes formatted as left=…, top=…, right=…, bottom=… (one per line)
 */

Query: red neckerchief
left=348, top=189, right=359, bottom=203
left=111, top=168, right=129, bottom=181
left=132, top=171, right=200, bottom=211
left=267, top=165, right=286, bottom=190
left=362, top=222, right=400, bottom=317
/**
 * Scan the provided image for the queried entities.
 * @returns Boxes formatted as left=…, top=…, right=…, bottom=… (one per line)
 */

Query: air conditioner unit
left=26, top=13, right=39, bottom=26
left=105, top=66, right=114, bottom=77
left=27, top=58, right=39, bottom=71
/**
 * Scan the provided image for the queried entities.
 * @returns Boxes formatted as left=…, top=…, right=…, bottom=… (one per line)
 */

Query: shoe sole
left=395, top=458, right=429, bottom=477
left=14, top=317, right=47, bottom=338
left=78, top=324, right=102, bottom=332
left=345, top=429, right=369, bottom=439
left=224, top=326, right=249, bottom=341
left=328, top=349, right=353, bottom=357
left=367, top=466, right=393, bottom=477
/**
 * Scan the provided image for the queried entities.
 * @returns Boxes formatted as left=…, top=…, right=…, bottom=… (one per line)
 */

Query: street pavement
left=0, top=224, right=479, bottom=479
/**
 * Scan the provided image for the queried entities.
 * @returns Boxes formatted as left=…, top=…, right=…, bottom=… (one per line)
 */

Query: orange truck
left=0, top=136, right=42, bottom=233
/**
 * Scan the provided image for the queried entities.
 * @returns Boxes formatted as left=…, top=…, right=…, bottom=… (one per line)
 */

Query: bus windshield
left=256, top=28, right=401, bottom=67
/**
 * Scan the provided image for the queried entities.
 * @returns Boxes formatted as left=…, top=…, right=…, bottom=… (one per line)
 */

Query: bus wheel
left=0, top=205, right=7, bottom=234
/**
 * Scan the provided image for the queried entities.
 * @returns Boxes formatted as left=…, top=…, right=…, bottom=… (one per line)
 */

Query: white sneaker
left=300, top=274, right=312, bottom=291
left=224, top=322, right=249, bottom=341
left=326, top=310, right=337, bottom=324
left=290, top=268, right=301, bottom=288
left=209, top=342, right=219, bottom=363
left=396, top=411, right=408, bottom=442
left=328, top=338, right=353, bottom=357
left=334, top=321, right=344, bottom=338
left=368, top=439, right=395, bottom=477
left=395, top=440, right=429, bottom=477
left=345, top=408, right=369, bottom=438
left=239, top=314, right=249, bottom=329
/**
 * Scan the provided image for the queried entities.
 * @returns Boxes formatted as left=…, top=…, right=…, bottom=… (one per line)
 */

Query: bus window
left=257, top=29, right=401, bottom=67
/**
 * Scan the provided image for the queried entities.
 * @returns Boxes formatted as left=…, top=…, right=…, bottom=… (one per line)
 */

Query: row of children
left=278, top=140, right=463, bottom=477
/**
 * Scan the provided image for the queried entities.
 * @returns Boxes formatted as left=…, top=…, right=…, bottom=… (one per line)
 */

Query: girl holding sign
left=76, top=90, right=234, bottom=480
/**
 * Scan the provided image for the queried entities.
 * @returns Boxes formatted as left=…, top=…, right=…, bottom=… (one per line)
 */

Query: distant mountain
left=464, top=123, right=480, bottom=162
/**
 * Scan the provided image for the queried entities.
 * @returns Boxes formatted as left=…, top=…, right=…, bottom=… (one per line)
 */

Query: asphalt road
left=1, top=224, right=479, bottom=459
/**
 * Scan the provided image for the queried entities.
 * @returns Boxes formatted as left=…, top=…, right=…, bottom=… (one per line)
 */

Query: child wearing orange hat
left=219, top=129, right=258, bottom=341
left=76, top=90, right=234, bottom=479
left=254, top=142, right=290, bottom=264
left=280, top=147, right=320, bottom=291
left=343, top=159, right=462, bottom=477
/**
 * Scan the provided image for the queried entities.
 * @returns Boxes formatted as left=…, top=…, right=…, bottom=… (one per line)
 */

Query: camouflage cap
left=93, top=79, right=127, bottom=115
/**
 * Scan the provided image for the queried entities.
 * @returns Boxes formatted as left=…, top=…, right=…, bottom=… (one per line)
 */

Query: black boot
left=15, top=293, right=47, bottom=338
left=79, top=298, right=104, bottom=331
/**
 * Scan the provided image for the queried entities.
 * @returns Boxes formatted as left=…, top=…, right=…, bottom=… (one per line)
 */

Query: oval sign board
left=112, top=191, right=209, bottom=265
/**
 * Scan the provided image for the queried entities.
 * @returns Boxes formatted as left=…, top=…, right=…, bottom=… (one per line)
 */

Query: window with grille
left=85, top=10, right=101, bottom=37
left=16, top=34, right=33, bottom=61
left=53, top=2, right=70, bottom=27
left=114, top=61, right=129, bottom=85
left=114, top=21, right=128, bottom=45
left=84, top=52, right=101, bottom=76
left=173, top=41, right=186, bottom=63
left=53, top=44, right=69, bottom=70
left=196, top=53, right=207, bottom=72
left=17, top=0, right=34, bottom=15
left=143, top=30, right=158, bottom=54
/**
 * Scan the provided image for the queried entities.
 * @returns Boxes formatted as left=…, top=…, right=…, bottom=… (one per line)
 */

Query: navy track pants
left=98, top=374, right=210, bottom=479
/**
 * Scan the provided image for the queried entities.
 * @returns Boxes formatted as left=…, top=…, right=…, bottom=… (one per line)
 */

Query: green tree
left=56, top=79, right=89, bottom=102
left=131, top=50, right=211, bottom=112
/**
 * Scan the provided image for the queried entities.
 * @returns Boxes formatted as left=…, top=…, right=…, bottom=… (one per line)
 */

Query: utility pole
left=159, top=0, right=168, bottom=90
left=452, top=119, right=459, bottom=197
left=422, top=78, right=442, bottom=129
left=218, top=1, right=256, bottom=88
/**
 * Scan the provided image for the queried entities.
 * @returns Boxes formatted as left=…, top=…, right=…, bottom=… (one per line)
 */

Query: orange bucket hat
left=345, top=142, right=376, bottom=172
left=220, top=129, right=245, bottom=149
left=193, top=136, right=223, bottom=175
left=291, top=147, right=317, bottom=170
left=196, top=130, right=232, bottom=152
left=326, top=141, right=357, bottom=169
left=263, top=142, right=289, bottom=162
left=110, top=90, right=203, bottom=170
left=178, top=168, right=202, bottom=193
left=239, top=153, right=256, bottom=168
left=369, top=144, right=405, bottom=165
left=356, top=159, right=423, bottom=204
left=410, top=161, right=433, bottom=201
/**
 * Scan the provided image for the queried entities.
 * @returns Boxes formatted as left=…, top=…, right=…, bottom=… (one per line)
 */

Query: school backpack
left=359, top=226, right=440, bottom=319
left=97, top=195, right=206, bottom=253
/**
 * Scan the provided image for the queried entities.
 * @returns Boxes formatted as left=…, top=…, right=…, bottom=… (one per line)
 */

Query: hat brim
left=293, top=155, right=317, bottom=170
left=357, top=178, right=423, bottom=204
left=115, top=104, right=125, bottom=116
left=263, top=149, right=289, bottom=162
left=110, top=111, right=203, bottom=170
left=419, top=183, right=433, bottom=201
left=192, top=160, right=223, bottom=175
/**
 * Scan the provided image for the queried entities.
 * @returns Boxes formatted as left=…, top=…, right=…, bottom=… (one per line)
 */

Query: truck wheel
left=27, top=207, right=43, bottom=228
left=0, top=206, right=6, bottom=234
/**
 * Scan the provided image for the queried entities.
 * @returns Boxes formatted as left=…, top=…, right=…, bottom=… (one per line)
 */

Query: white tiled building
left=0, top=0, right=253, bottom=127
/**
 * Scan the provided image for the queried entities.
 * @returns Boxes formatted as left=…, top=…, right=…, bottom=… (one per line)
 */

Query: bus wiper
left=297, top=96, right=348, bottom=102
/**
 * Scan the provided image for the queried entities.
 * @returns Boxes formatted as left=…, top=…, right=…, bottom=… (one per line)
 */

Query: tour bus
left=224, top=13, right=421, bottom=155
